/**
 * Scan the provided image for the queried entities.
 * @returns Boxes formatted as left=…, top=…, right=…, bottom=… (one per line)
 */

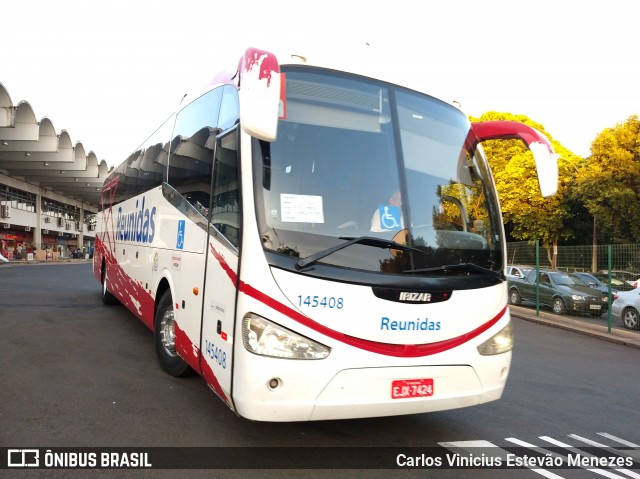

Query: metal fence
left=507, top=242, right=640, bottom=273
left=506, top=241, right=640, bottom=332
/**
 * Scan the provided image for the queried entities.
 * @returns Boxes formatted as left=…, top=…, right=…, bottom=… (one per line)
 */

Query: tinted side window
left=168, top=88, right=224, bottom=213
left=218, top=86, right=239, bottom=132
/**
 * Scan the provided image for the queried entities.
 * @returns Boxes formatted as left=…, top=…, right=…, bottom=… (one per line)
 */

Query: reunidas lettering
left=116, top=197, right=156, bottom=243
left=381, top=317, right=441, bottom=331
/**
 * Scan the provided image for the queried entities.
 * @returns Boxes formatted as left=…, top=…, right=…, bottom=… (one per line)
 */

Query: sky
left=3, top=0, right=640, bottom=169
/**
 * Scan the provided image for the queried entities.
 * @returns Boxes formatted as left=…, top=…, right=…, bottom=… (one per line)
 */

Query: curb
left=510, top=305, right=640, bottom=350
left=0, top=259, right=92, bottom=267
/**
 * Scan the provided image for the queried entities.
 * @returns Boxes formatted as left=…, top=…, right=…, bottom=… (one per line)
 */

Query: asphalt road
left=1, top=263, right=639, bottom=478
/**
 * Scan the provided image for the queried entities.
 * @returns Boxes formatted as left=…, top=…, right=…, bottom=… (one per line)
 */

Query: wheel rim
left=160, top=308, right=177, bottom=357
left=623, top=309, right=639, bottom=328
left=510, top=291, right=518, bottom=303
left=553, top=300, right=562, bottom=313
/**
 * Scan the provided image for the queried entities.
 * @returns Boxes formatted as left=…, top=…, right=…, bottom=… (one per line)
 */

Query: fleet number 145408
left=297, top=295, right=344, bottom=309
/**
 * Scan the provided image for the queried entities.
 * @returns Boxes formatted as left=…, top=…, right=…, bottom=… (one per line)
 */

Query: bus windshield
left=253, top=67, right=503, bottom=277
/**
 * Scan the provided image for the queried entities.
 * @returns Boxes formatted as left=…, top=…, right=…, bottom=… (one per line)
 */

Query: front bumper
left=232, top=353, right=512, bottom=422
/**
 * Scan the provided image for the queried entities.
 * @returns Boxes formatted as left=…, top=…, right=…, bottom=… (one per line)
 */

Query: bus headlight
left=477, top=321, right=513, bottom=356
left=242, top=313, right=330, bottom=359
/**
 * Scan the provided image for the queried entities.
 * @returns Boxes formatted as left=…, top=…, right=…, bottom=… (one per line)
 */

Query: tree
left=472, top=112, right=583, bottom=268
left=572, top=115, right=640, bottom=243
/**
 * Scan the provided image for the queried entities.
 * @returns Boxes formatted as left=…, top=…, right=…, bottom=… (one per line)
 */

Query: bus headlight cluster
left=242, top=313, right=330, bottom=359
left=477, top=321, right=513, bottom=356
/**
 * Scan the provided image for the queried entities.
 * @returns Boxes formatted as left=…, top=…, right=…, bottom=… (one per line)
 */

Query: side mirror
left=470, top=121, right=559, bottom=197
left=238, top=47, right=282, bottom=142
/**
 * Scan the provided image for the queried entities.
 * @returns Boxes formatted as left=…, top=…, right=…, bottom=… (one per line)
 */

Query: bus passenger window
left=169, top=88, right=224, bottom=215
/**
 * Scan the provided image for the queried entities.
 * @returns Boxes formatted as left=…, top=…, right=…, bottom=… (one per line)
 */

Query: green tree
left=572, top=115, right=640, bottom=243
left=472, top=112, right=583, bottom=268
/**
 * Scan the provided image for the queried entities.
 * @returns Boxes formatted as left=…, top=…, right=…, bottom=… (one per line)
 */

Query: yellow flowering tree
left=572, top=115, right=640, bottom=243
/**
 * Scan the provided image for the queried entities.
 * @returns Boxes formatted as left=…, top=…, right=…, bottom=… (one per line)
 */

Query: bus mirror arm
left=470, top=120, right=559, bottom=197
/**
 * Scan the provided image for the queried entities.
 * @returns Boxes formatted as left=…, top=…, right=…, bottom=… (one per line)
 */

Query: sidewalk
left=510, top=304, right=640, bottom=350
left=0, top=257, right=92, bottom=267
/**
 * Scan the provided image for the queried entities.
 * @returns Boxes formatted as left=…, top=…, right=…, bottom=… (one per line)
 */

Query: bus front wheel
left=154, top=291, right=190, bottom=377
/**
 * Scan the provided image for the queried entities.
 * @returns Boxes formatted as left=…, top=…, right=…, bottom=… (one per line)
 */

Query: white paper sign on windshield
left=280, top=194, right=324, bottom=223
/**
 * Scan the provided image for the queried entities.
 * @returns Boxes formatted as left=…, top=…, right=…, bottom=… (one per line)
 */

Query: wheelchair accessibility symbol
left=378, top=205, right=402, bottom=231
left=176, top=220, right=185, bottom=249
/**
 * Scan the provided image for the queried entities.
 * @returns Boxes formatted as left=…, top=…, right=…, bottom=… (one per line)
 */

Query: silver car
left=610, top=288, right=640, bottom=330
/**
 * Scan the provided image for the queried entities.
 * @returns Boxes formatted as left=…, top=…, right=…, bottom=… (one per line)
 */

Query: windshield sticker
left=375, top=205, right=402, bottom=231
left=280, top=194, right=324, bottom=223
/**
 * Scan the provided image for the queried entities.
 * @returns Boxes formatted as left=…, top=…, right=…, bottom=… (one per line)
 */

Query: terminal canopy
left=0, top=82, right=111, bottom=206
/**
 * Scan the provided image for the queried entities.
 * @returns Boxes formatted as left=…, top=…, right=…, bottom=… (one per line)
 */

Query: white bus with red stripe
left=94, top=47, right=558, bottom=421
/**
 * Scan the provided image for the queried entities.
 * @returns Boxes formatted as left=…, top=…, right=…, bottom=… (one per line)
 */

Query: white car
left=600, top=270, right=640, bottom=288
left=610, top=288, right=640, bottom=330
left=506, top=265, right=532, bottom=279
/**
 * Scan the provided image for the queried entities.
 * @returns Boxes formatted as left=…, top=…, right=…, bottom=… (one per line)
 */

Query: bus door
left=199, top=128, right=241, bottom=407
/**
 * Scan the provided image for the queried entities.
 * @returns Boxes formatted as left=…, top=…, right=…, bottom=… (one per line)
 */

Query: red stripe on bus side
left=174, top=321, right=229, bottom=405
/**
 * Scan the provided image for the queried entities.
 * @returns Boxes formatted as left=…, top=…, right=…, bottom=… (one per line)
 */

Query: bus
left=94, top=47, right=558, bottom=422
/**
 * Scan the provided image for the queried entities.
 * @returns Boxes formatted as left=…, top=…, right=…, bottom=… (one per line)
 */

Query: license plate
left=391, top=378, right=434, bottom=399
left=590, top=304, right=601, bottom=310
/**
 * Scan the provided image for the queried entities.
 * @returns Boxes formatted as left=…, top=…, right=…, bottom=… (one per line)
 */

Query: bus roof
left=187, top=46, right=462, bottom=116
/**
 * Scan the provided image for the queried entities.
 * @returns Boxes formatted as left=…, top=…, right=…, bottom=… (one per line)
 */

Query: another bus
left=94, top=47, right=558, bottom=421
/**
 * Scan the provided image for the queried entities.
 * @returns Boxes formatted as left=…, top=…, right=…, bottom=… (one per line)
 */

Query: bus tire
left=101, top=263, right=119, bottom=305
left=154, top=291, right=190, bottom=377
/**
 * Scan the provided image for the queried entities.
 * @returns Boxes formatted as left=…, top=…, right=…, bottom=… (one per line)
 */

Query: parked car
left=599, top=270, right=640, bottom=288
left=610, top=288, right=640, bottom=330
left=508, top=269, right=609, bottom=316
left=572, top=272, right=627, bottom=294
left=506, top=265, right=532, bottom=280
left=589, top=272, right=636, bottom=292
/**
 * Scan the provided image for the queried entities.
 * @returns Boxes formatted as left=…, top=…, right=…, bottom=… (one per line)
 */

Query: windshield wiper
left=296, top=236, right=428, bottom=270
left=403, top=262, right=503, bottom=280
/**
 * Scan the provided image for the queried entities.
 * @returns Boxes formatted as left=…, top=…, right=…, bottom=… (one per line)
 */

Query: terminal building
left=0, top=82, right=111, bottom=260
